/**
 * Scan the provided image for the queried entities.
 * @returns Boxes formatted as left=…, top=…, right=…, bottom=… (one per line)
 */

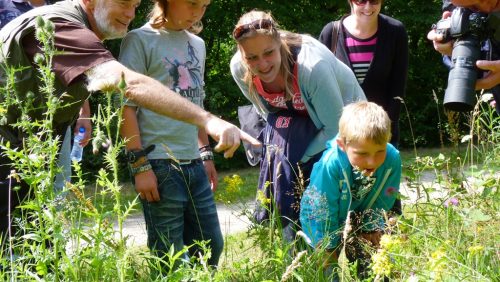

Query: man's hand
left=427, top=11, right=453, bottom=56
left=203, top=160, right=218, bottom=192
left=204, top=115, right=261, bottom=159
left=74, top=118, right=92, bottom=147
left=476, top=60, right=500, bottom=89
left=134, top=170, right=160, bottom=202
left=75, top=100, right=92, bottom=147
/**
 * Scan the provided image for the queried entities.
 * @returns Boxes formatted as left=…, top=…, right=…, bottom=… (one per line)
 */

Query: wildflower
left=387, top=217, right=397, bottom=226
left=468, top=245, right=484, bottom=256
left=407, top=272, right=419, bottom=282
left=92, top=130, right=107, bottom=154
left=461, top=135, right=472, bottom=143
left=256, top=190, right=271, bottom=206
left=101, top=139, right=112, bottom=149
left=491, top=99, right=497, bottom=108
left=8, top=170, right=20, bottom=182
left=475, top=225, right=483, bottom=233
left=301, top=186, right=329, bottom=221
left=379, top=234, right=400, bottom=251
left=443, top=197, right=459, bottom=208
left=223, top=174, right=243, bottom=195
left=371, top=249, right=392, bottom=276
left=428, top=248, right=447, bottom=279
left=28, top=153, right=39, bottom=161
left=480, top=93, right=493, bottom=103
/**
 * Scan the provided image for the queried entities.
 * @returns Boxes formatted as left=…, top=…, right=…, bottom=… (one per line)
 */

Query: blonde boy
left=300, top=101, right=402, bottom=274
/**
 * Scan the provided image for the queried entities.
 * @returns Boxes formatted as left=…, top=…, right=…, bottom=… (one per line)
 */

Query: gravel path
left=118, top=203, right=253, bottom=247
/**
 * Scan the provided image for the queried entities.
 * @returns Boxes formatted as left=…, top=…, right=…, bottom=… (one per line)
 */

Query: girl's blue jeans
left=139, top=159, right=223, bottom=269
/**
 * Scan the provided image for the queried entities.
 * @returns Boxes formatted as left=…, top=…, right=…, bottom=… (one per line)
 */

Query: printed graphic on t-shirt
left=162, top=41, right=203, bottom=103
left=275, top=116, right=292, bottom=128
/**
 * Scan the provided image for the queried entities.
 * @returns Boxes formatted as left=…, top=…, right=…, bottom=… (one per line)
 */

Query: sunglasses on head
left=352, top=0, right=381, bottom=5
left=232, top=19, right=275, bottom=40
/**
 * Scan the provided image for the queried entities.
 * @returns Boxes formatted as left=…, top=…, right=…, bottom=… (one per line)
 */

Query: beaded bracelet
left=130, top=161, right=152, bottom=176
left=199, top=144, right=212, bottom=153
left=200, top=150, right=214, bottom=161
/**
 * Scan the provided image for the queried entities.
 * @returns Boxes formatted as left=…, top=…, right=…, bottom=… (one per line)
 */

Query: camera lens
left=443, top=35, right=481, bottom=111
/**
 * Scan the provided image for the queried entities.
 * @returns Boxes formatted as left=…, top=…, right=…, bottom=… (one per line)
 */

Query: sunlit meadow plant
left=373, top=93, right=499, bottom=281
left=216, top=174, right=244, bottom=204
left=1, top=17, right=237, bottom=281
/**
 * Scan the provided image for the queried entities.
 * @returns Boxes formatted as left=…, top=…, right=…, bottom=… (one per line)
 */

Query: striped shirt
left=344, top=30, right=377, bottom=83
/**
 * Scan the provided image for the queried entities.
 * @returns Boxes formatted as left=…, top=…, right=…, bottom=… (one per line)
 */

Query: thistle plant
left=0, top=17, right=68, bottom=280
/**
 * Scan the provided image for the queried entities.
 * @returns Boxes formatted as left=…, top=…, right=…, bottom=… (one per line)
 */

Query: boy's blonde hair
left=339, top=101, right=391, bottom=145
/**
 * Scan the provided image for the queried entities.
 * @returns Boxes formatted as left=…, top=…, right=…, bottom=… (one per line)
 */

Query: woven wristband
left=130, top=161, right=152, bottom=176
left=200, top=150, right=214, bottom=161
left=199, top=145, right=212, bottom=153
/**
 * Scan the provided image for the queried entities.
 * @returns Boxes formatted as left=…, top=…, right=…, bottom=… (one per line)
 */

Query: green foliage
left=1, top=2, right=499, bottom=281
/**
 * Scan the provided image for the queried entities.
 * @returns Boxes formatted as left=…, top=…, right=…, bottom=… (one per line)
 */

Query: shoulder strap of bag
left=284, top=44, right=302, bottom=112
left=330, top=20, right=341, bottom=55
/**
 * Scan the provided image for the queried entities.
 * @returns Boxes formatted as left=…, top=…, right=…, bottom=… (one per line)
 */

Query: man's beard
left=94, top=2, right=127, bottom=40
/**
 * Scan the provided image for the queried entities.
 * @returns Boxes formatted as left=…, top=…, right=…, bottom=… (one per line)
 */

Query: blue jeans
left=54, top=126, right=71, bottom=195
left=139, top=159, right=223, bottom=269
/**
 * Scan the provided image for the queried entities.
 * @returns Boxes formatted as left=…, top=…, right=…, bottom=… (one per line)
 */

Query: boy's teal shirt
left=300, top=134, right=401, bottom=249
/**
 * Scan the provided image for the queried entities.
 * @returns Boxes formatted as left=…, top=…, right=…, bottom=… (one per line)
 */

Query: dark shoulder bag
left=330, top=20, right=341, bottom=55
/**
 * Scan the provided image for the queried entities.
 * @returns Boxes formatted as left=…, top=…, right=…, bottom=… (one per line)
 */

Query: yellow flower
left=256, top=190, right=271, bottom=206
left=428, top=248, right=447, bottom=280
left=468, top=245, right=484, bottom=256
left=379, top=234, right=401, bottom=251
left=371, top=249, right=392, bottom=276
left=223, top=174, right=243, bottom=195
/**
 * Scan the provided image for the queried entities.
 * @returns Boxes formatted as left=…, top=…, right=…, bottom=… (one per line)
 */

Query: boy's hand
left=322, top=249, right=339, bottom=269
left=359, top=231, right=383, bottom=248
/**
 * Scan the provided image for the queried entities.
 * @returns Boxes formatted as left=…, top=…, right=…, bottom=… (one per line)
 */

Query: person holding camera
left=428, top=0, right=500, bottom=113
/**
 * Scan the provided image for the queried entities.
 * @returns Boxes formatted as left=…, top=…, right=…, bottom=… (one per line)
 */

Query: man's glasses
left=352, top=0, right=381, bottom=5
left=233, top=19, right=275, bottom=40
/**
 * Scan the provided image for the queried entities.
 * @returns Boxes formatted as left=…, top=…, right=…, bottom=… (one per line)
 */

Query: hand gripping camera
left=434, top=7, right=491, bottom=111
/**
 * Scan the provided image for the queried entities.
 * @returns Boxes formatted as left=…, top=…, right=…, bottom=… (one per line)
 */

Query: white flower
left=461, top=135, right=472, bottom=143
left=480, top=93, right=493, bottom=103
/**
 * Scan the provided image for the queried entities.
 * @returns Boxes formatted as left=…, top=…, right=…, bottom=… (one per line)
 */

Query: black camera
left=434, top=7, right=490, bottom=111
